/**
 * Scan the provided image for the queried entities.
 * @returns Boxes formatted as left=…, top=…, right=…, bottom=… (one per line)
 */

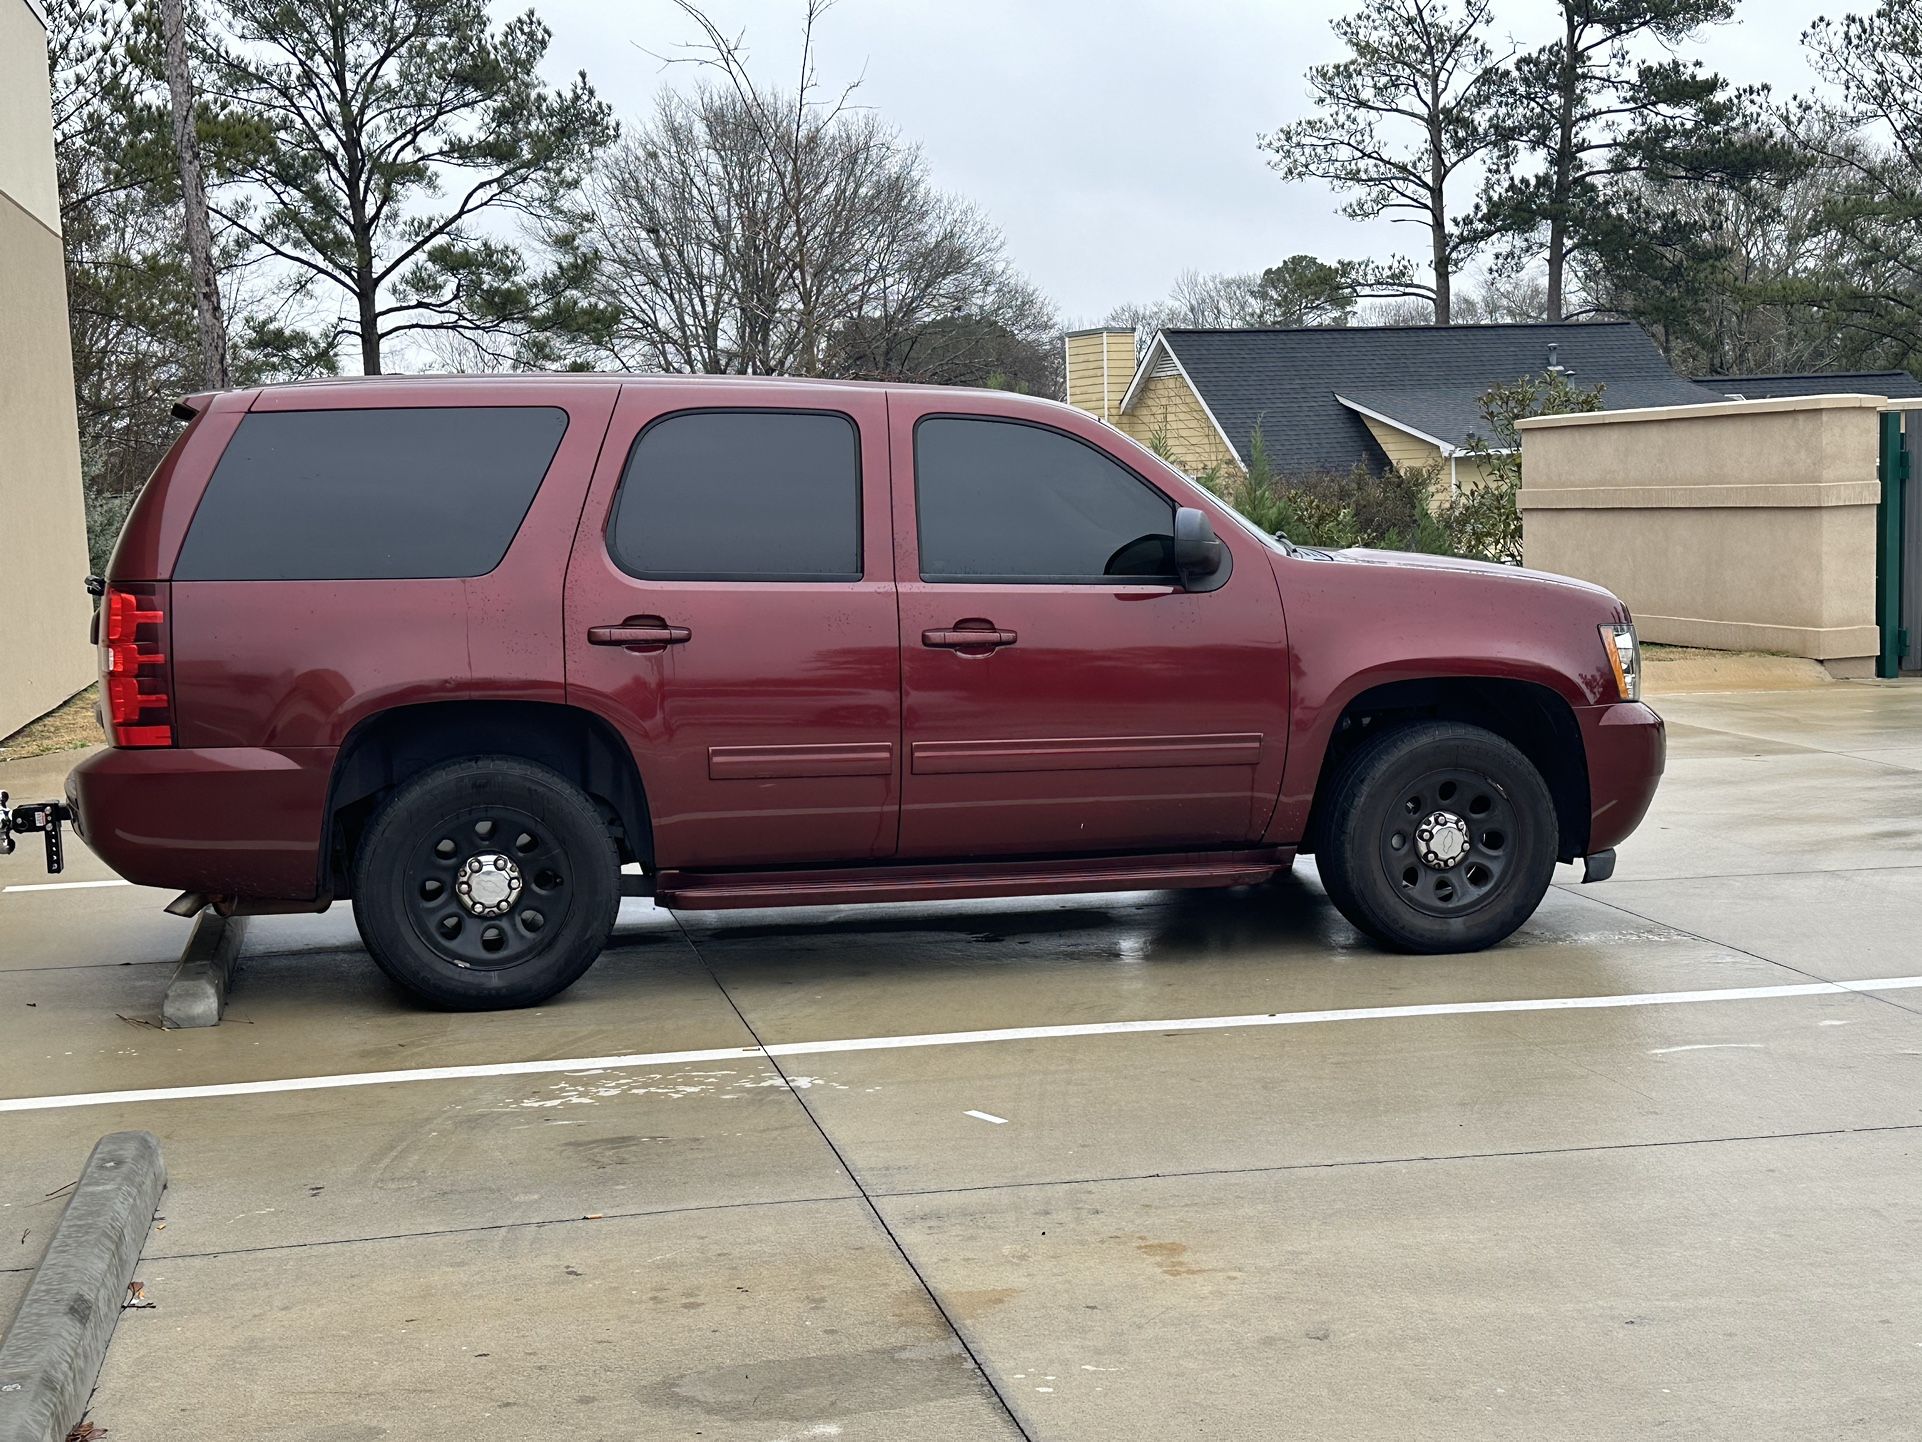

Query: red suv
left=4, top=377, right=1663, bottom=1008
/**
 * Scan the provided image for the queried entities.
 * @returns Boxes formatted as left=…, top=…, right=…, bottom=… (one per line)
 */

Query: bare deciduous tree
left=559, top=2, right=1054, bottom=388
left=1103, top=270, right=1264, bottom=355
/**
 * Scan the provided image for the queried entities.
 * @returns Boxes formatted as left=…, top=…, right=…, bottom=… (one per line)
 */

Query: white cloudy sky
left=527, top=0, right=1846, bottom=324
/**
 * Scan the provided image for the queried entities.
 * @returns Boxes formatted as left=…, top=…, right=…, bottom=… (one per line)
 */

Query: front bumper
left=66, top=745, right=337, bottom=899
left=1577, top=701, right=1666, bottom=857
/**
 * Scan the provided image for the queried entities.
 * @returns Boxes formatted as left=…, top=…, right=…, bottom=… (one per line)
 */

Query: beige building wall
left=0, top=0, right=94, bottom=738
left=1063, top=328, right=1138, bottom=423
left=1351, top=416, right=1506, bottom=501
left=1117, top=372, right=1242, bottom=476
left=1518, top=395, right=1886, bottom=673
left=1358, top=416, right=1443, bottom=473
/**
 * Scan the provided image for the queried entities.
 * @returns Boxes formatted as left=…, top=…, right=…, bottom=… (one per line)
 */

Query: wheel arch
left=320, top=699, right=652, bottom=899
left=1302, top=676, right=1589, bottom=862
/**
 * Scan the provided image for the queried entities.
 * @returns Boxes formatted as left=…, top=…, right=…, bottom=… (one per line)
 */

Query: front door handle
left=589, top=618, right=692, bottom=648
left=923, top=627, right=1017, bottom=650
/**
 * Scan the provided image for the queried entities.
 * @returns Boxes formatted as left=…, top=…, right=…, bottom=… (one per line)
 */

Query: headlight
left=1600, top=623, right=1640, bottom=701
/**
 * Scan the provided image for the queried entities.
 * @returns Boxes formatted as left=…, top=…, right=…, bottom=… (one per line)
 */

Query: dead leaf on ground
left=66, top=1421, right=109, bottom=1440
left=123, top=1281, right=155, bottom=1309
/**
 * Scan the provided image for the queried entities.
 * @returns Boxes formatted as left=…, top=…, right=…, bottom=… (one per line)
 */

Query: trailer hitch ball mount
left=0, top=790, right=75, bottom=875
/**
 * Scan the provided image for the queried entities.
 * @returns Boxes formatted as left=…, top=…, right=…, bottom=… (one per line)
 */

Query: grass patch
left=0, top=684, right=105, bottom=761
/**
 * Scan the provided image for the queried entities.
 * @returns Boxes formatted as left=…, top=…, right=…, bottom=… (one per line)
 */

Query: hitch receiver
left=0, top=790, right=75, bottom=874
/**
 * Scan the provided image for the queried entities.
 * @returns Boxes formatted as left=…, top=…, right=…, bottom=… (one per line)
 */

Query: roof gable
left=1118, top=332, right=1246, bottom=465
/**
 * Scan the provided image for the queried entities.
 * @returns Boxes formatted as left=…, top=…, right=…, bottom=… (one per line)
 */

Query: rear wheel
left=352, top=757, right=619, bottom=1009
left=1316, top=721, right=1557, bottom=954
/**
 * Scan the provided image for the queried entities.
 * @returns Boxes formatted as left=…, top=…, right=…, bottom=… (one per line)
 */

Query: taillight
left=101, top=583, right=174, bottom=747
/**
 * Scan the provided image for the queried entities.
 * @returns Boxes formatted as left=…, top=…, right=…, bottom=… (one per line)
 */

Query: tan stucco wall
left=1518, top=395, right=1885, bottom=665
left=1117, top=372, right=1241, bottom=477
left=1, top=0, right=95, bottom=737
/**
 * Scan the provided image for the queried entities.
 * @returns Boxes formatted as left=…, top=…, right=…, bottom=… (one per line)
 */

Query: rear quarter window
left=173, top=406, right=569, bottom=581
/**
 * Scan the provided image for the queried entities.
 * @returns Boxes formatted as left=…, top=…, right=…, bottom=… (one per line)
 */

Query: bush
left=85, top=488, right=135, bottom=574
left=1199, top=373, right=1606, bottom=564
left=1201, top=427, right=1455, bottom=556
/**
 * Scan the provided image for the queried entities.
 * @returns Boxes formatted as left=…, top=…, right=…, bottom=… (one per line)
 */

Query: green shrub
left=1197, top=373, right=1606, bottom=564
left=1201, top=425, right=1452, bottom=554
left=85, top=488, right=136, bottom=574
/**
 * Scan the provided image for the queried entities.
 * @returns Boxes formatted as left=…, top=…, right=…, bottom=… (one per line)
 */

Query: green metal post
left=1877, top=410, right=1909, bottom=679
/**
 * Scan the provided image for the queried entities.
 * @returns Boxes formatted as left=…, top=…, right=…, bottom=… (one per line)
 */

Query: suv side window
left=608, top=409, right=861, bottom=581
left=174, top=406, right=568, bottom=581
left=914, top=416, right=1176, bottom=583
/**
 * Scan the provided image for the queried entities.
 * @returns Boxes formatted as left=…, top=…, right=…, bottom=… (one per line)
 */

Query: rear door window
left=914, top=416, right=1176, bottom=583
left=607, top=409, right=861, bottom=581
left=173, top=406, right=568, bottom=580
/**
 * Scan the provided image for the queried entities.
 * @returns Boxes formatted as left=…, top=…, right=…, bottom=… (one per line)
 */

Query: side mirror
left=1173, top=506, right=1225, bottom=589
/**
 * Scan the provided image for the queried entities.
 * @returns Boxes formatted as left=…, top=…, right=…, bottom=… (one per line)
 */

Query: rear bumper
left=66, top=745, right=336, bottom=899
left=1577, top=701, right=1665, bottom=856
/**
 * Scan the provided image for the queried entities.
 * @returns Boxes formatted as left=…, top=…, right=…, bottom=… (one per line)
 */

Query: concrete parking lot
left=3, top=682, right=1920, bottom=1440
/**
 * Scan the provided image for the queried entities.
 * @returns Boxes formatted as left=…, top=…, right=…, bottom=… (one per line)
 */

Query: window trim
left=911, top=412, right=1182, bottom=586
left=173, top=403, right=570, bottom=583
left=605, top=406, right=866, bottom=584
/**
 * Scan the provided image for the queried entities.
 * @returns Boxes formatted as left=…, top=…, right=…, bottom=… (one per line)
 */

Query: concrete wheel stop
left=162, top=911, right=247, bottom=1028
left=0, top=1132, right=166, bottom=1442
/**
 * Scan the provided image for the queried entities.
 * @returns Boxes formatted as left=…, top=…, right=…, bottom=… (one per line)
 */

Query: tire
left=1315, top=721, right=1557, bottom=954
left=351, top=756, right=620, bottom=1009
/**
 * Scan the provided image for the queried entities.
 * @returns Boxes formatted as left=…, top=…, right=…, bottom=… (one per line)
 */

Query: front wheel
left=1315, top=721, right=1558, bottom=954
left=352, top=757, right=620, bottom=1009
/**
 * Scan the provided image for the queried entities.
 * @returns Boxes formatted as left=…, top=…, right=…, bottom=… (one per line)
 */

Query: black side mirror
left=1173, top=506, right=1226, bottom=590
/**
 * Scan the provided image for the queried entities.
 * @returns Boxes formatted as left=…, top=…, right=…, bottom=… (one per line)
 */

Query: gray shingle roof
left=1694, top=371, right=1922, bottom=400
left=1153, top=321, right=1724, bottom=474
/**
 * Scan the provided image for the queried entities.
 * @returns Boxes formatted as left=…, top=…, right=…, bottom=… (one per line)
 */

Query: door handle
left=923, top=627, right=1017, bottom=650
left=589, top=619, right=691, bottom=648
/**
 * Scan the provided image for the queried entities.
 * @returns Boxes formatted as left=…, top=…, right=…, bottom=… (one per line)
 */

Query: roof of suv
left=244, top=372, right=1069, bottom=408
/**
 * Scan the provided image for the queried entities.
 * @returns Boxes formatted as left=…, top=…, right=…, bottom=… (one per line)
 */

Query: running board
left=652, top=848, right=1293, bottom=911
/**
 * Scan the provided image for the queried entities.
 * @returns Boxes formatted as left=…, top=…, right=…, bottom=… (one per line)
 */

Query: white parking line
left=965, top=1110, right=1010, bottom=1125
left=2, top=879, right=131, bottom=893
left=2, top=973, right=1919, bottom=1115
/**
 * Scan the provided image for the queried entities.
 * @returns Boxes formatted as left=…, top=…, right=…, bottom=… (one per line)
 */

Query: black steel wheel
left=1316, top=721, right=1557, bottom=953
left=353, top=757, right=619, bottom=1009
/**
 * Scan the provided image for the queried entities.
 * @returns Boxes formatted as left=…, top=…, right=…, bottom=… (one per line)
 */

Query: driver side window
left=914, top=416, right=1176, bottom=584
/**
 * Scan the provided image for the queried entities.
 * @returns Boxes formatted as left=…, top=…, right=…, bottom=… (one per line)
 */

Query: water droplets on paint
left=515, top=1068, right=848, bottom=1107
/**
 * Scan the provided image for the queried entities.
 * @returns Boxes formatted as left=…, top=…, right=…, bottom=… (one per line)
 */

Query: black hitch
left=0, top=792, right=75, bottom=875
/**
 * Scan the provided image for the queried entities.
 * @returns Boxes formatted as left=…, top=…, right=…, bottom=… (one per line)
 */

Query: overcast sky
left=528, top=0, right=1845, bottom=325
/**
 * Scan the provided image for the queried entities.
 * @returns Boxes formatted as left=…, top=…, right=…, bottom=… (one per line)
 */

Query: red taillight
left=101, top=583, right=174, bottom=747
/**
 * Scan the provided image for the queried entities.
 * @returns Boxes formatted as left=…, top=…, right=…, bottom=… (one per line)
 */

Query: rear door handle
left=923, top=628, right=1017, bottom=650
left=589, top=619, right=691, bottom=648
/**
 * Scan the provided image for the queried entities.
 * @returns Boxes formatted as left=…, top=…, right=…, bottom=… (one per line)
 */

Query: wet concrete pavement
left=1, top=684, right=1919, bottom=1439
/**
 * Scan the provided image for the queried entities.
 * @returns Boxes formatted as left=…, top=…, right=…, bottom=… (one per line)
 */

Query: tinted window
left=175, top=407, right=567, bottom=581
left=915, top=417, right=1176, bottom=583
left=609, top=410, right=860, bottom=581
